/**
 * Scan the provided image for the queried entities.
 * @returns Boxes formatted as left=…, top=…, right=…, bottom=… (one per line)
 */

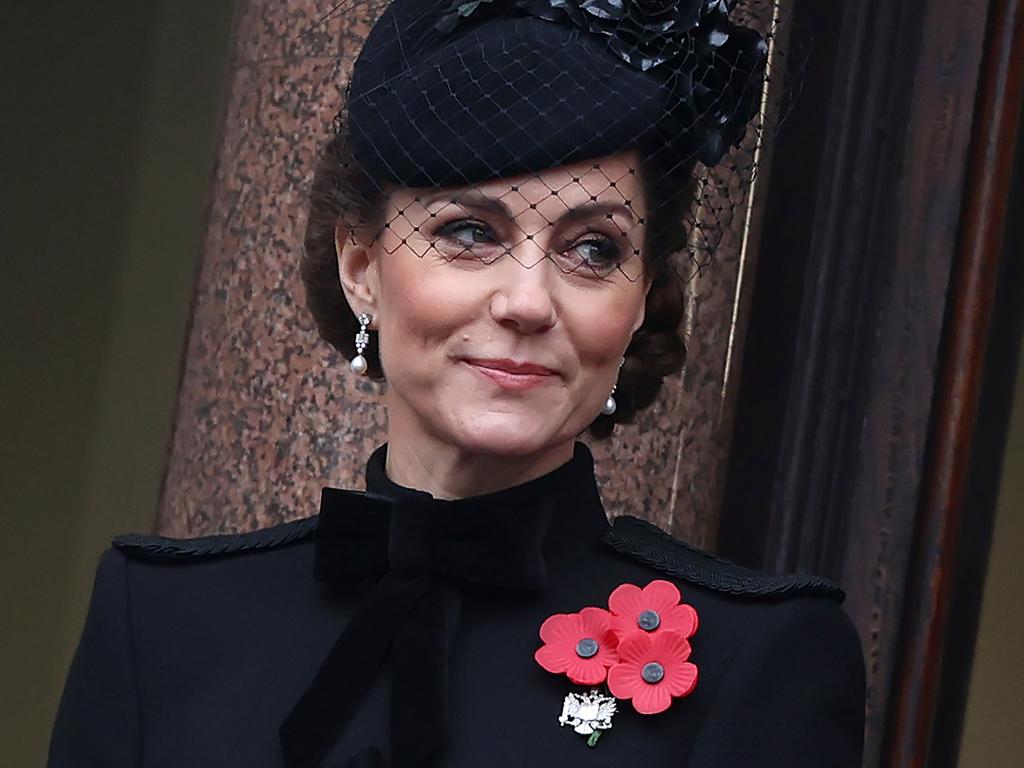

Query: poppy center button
left=637, top=609, right=661, bottom=631
left=575, top=637, right=599, bottom=658
left=641, top=662, right=665, bottom=684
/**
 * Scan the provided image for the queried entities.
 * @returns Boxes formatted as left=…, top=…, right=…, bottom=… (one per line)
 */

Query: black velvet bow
left=279, top=487, right=554, bottom=768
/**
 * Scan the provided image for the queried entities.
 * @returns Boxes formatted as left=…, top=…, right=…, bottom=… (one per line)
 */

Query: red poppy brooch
left=534, top=579, right=699, bottom=746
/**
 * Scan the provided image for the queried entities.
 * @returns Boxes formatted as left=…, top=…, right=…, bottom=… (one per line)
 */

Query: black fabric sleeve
left=687, top=598, right=866, bottom=767
left=47, top=548, right=142, bottom=767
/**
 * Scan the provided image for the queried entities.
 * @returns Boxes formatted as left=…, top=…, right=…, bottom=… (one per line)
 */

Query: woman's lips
left=462, top=358, right=558, bottom=391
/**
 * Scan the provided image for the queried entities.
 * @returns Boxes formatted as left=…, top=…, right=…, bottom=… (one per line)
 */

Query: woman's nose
left=488, top=239, right=557, bottom=333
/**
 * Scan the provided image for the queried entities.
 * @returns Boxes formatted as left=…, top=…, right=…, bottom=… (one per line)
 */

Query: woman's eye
left=568, top=236, right=626, bottom=275
left=436, top=220, right=497, bottom=250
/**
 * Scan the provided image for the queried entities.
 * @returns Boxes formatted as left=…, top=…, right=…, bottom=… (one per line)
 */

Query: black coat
left=48, top=442, right=865, bottom=767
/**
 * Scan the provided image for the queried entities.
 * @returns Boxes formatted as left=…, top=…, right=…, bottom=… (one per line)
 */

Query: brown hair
left=302, top=122, right=693, bottom=439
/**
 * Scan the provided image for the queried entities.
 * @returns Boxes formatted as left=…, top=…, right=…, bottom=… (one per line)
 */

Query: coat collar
left=313, top=441, right=611, bottom=587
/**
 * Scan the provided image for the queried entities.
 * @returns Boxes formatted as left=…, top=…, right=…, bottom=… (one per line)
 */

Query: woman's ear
left=335, top=221, right=380, bottom=318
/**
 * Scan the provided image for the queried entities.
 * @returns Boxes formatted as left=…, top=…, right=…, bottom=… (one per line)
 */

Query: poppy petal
left=578, top=606, right=613, bottom=636
left=615, top=629, right=654, bottom=664
left=593, top=635, right=621, bottom=667
left=633, top=683, right=673, bottom=715
left=662, top=603, right=699, bottom=638
left=565, top=658, right=608, bottom=686
left=651, top=630, right=692, bottom=663
left=664, top=661, right=699, bottom=697
left=607, top=662, right=644, bottom=699
left=534, top=644, right=572, bottom=675
left=610, top=614, right=632, bottom=637
left=538, top=613, right=580, bottom=645
left=608, top=583, right=645, bottom=618
left=642, top=580, right=682, bottom=614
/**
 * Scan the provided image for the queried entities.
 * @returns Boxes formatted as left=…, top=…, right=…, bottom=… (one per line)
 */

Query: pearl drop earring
left=350, top=312, right=372, bottom=375
left=602, top=357, right=625, bottom=416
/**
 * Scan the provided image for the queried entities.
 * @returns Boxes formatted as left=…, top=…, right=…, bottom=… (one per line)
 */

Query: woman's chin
left=442, top=410, right=572, bottom=458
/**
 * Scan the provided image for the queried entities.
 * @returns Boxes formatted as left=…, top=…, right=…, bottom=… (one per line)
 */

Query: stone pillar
left=156, top=0, right=770, bottom=549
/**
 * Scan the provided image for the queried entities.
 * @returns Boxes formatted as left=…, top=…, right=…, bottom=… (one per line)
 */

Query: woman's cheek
left=380, top=260, right=481, bottom=362
left=565, top=289, right=643, bottom=364
left=406, top=267, right=479, bottom=334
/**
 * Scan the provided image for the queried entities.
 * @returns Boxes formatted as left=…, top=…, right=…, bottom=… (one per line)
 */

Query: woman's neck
left=381, top=403, right=576, bottom=500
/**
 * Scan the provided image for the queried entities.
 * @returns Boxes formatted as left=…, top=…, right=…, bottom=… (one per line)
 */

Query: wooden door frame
left=719, top=0, right=1024, bottom=765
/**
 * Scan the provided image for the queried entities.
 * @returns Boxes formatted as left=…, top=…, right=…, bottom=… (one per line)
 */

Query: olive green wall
left=0, top=1, right=235, bottom=764
left=959, top=338, right=1024, bottom=766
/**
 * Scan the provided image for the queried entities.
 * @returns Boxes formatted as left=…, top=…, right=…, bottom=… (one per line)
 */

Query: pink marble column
left=156, top=0, right=770, bottom=550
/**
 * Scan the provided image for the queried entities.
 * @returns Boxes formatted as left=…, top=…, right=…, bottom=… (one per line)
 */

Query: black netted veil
left=302, top=0, right=777, bottom=434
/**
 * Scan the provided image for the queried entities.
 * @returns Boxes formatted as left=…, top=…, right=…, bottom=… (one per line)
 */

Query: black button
left=637, top=609, right=661, bottom=631
left=641, top=662, right=665, bottom=684
left=575, top=637, right=599, bottom=658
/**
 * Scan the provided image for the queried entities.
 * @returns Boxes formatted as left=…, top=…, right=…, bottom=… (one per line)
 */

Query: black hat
left=346, top=0, right=768, bottom=189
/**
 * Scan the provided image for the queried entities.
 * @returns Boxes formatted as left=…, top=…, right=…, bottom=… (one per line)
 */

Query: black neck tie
left=278, top=485, right=554, bottom=768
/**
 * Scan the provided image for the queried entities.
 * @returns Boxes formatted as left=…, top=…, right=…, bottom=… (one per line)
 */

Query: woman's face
left=339, top=152, right=649, bottom=458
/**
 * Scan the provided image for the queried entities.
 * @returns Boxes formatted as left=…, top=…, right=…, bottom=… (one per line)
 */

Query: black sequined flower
left=530, top=0, right=706, bottom=71
left=689, top=23, right=768, bottom=161
left=439, top=0, right=731, bottom=71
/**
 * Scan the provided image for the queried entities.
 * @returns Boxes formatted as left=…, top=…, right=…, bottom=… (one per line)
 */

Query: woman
left=48, top=1, right=865, bottom=766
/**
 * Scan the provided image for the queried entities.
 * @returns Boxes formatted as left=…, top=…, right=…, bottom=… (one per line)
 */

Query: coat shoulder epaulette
left=603, top=515, right=845, bottom=601
left=111, top=515, right=319, bottom=563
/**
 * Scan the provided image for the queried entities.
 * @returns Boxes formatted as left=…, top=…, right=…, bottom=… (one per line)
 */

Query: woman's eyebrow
left=560, top=202, right=638, bottom=227
left=419, top=191, right=510, bottom=218
left=419, top=191, right=637, bottom=226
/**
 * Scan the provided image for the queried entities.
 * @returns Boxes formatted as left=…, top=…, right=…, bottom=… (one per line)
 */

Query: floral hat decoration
left=535, top=579, right=699, bottom=745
